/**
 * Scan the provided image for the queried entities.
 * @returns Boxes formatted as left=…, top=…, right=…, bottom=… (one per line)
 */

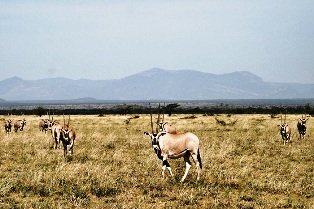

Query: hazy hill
left=0, top=68, right=314, bottom=100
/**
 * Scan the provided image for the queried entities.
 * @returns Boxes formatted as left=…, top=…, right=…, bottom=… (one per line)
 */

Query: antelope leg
left=167, top=167, right=173, bottom=176
left=192, top=153, right=202, bottom=181
left=162, top=159, right=171, bottom=178
left=69, top=140, right=74, bottom=155
left=181, top=152, right=192, bottom=182
left=181, top=162, right=191, bottom=182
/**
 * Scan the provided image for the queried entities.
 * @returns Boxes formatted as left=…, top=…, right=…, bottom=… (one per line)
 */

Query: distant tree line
left=0, top=103, right=313, bottom=116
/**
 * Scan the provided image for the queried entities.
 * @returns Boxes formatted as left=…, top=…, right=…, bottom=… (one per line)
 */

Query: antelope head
left=299, top=114, right=309, bottom=125
left=158, top=122, right=167, bottom=132
left=62, top=115, right=71, bottom=140
left=144, top=131, right=166, bottom=151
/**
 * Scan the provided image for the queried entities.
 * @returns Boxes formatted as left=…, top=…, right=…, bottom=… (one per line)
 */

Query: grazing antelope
left=4, top=119, right=13, bottom=135
left=278, top=114, right=291, bottom=145
left=13, top=118, right=26, bottom=132
left=144, top=131, right=202, bottom=182
left=297, top=115, right=309, bottom=140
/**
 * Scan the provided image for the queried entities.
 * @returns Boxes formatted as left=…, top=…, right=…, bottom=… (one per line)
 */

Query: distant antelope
left=4, top=119, right=13, bottom=135
left=158, top=122, right=177, bottom=134
left=13, top=118, right=26, bottom=132
left=297, top=115, right=309, bottom=140
left=51, top=121, right=62, bottom=149
left=156, top=103, right=177, bottom=134
left=60, top=115, right=76, bottom=158
left=39, top=119, right=50, bottom=134
left=278, top=114, right=291, bottom=145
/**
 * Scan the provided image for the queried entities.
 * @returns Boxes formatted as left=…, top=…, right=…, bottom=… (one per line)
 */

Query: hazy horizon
left=1, top=1, right=314, bottom=84
left=0, top=68, right=314, bottom=85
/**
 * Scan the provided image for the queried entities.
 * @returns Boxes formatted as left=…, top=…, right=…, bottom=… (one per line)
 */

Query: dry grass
left=0, top=114, right=313, bottom=208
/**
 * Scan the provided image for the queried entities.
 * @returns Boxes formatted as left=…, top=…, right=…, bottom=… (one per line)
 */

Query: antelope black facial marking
left=163, top=160, right=170, bottom=167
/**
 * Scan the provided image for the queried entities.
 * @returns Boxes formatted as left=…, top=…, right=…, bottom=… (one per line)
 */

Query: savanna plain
left=0, top=114, right=313, bottom=209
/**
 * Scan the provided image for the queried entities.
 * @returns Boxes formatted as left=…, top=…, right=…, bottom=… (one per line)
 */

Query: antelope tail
left=197, top=149, right=202, bottom=169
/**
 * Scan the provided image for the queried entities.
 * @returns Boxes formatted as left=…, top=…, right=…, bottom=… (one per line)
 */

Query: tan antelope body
left=51, top=122, right=62, bottom=149
left=13, top=119, right=26, bottom=132
left=297, top=115, right=308, bottom=140
left=144, top=131, right=202, bottom=182
left=4, top=119, right=13, bottom=135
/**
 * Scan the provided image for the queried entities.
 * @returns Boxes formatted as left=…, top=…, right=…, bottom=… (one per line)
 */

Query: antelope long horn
left=150, top=111, right=153, bottom=133
left=68, top=115, right=70, bottom=126
left=284, top=114, right=286, bottom=123
left=63, top=114, right=65, bottom=126
left=162, top=102, right=165, bottom=123
left=281, top=114, right=282, bottom=124
left=156, top=103, right=161, bottom=133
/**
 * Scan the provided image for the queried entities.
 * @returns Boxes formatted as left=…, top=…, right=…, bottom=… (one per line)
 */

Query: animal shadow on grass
left=65, top=155, right=73, bottom=162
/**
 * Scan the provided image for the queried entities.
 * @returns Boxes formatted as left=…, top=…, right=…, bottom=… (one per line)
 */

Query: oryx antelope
left=60, top=123, right=76, bottom=158
left=4, top=119, right=13, bottom=135
left=297, top=115, right=309, bottom=140
left=40, top=112, right=55, bottom=134
left=144, top=131, right=202, bottom=182
left=144, top=108, right=202, bottom=182
left=13, top=118, right=26, bottom=132
left=57, top=115, right=76, bottom=158
left=278, top=114, right=291, bottom=145
left=39, top=119, right=50, bottom=134
left=51, top=121, right=62, bottom=149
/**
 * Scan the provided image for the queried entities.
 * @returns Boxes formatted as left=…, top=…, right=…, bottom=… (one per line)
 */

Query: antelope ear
left=164, top=122, right=168, bottom=125
left=144, top=132, right=150, bottom=136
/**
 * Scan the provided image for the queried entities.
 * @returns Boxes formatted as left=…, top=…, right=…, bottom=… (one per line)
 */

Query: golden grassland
left=0, top=114, right=313, bottom=209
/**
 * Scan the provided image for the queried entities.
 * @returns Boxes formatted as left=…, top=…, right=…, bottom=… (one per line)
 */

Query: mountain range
left=0, top=68, right=313, bottom=101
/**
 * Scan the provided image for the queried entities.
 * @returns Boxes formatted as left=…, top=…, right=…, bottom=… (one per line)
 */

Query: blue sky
left=0, top=0, right=313, bottom=83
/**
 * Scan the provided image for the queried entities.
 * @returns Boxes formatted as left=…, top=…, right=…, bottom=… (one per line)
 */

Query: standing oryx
left=4, top=119, right=13, bottom=136
left=55, top=115, right=76, bottom=159
left=297, top=115, right=309, bottom=140
left=51, top=121, right=62, bottom=149
left=144, top=131, right=202, bottom=182
left=39, top=119, right=50, bottom=134
left=13, top=118, right=26, bottom=132
left=60, top=123, right=76, bottom=158
left=278, top=114, right=291, bottom=145
left=39, top=112, right=54, bottom=135
left=144, top=108, right=202, bottom=182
